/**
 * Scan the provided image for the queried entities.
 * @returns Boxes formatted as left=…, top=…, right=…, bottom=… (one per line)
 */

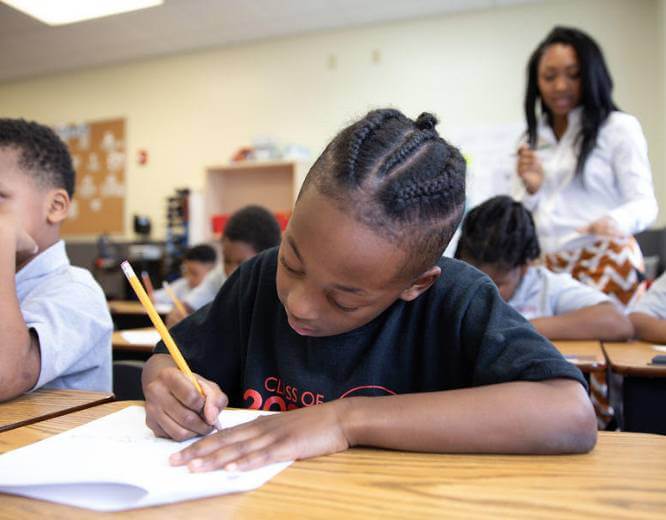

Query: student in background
left=515, top=26, right=657, bottom=309
left=629, top=272, right=666, bottom=343
left=152, top=244, right=216, bottom=307
left=456, top=196, right=632, bottom=341
left=143, top=109, right=595, bottom=473
left=166, top=205, right=281, bottom=325
left=220, top=205, right=282, bottom=277
left=0, top=118, right=112, bottom=401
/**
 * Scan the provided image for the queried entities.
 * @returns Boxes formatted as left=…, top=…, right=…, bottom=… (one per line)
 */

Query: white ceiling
left=0, top=0, right=541, bottom=84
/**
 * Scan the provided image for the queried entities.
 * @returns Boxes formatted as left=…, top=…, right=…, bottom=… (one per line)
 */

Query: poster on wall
left=54, top=118, right=126, bottom=236
left=441, top=122, right=524, bottom=257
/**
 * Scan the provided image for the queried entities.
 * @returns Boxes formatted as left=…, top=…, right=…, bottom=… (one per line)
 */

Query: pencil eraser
left=120, top=260, right=135, bottom=279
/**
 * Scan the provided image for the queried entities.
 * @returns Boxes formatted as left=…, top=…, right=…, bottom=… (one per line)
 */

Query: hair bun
left=415, top=112, right=438, bottom=131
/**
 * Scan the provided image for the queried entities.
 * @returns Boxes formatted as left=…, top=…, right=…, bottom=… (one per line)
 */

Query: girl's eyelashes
left=279, top=255, right=303, bottom=275
left=279, top=253, right=360, bottom=312
left=330, top=298, right=359, bottom=313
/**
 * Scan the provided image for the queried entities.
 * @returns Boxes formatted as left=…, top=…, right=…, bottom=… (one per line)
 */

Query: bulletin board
left=55, top=118, right=126, bottom=236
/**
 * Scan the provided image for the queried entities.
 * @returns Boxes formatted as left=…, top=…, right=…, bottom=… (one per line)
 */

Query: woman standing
left=516, top=26, right=657, bottom=308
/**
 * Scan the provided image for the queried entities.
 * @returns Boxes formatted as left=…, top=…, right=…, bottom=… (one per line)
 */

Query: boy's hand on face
left=15, top=229, right=38, bottom=263
left=0, top=211, right=38, bottom=263
left=144, top=367, right=228, bottom=441
left=169, top=400, right=351, bottom=472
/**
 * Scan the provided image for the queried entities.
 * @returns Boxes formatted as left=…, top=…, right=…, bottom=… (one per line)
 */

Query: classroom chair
left=112, top=360, right=145, bottom=400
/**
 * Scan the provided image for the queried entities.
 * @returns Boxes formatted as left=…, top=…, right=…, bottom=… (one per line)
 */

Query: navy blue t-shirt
left=156, top=248, right=586, bottom=411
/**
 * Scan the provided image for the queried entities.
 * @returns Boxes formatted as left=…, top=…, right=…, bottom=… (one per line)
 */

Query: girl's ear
left=399, top=266, right=442, bottom=302
left=46, top=189, right=71, bottom=225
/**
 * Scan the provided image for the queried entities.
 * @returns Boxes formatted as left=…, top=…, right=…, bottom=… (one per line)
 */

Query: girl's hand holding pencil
left=143, top=363, right=227, bottom=440
left=121, top=260, right=226, bottom=438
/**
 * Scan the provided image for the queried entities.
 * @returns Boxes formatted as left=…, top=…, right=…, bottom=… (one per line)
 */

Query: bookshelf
left=203, top=160, right=309, bottom=240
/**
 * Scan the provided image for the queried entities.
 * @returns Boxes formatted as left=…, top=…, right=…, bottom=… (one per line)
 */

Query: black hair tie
left=415, top=112, right=438, bottom=131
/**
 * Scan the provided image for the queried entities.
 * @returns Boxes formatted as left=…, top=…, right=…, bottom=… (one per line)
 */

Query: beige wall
left=0, top=0, right=663, bottom=238
left=650, top=0, right=666, bottom=212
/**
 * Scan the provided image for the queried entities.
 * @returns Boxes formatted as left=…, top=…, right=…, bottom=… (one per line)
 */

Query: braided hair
left=525, top=26, right=618, bottom=177
left=301, top=108, right=466, bottom=276
left=455, top=196, right=540, bottom=270
left=0, top=118, right=76, bottom=197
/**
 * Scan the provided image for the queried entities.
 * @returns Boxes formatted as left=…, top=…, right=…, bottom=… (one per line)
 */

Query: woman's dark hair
left=224, top=205, right=281, bottom=253
left=455, top=196, right=540, bottom=270
left=301, top=108, right=466, bottom=276
left=524, top=26, right=618, bottom=176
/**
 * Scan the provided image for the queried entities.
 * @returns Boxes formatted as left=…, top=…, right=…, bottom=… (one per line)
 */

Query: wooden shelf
left=203, top=160, right=309, bottom=241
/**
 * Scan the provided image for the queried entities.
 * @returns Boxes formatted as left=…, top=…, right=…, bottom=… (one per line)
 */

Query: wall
left=653, top=0, right=666, bottom=223
left=0, top=0, right=663, bottom=238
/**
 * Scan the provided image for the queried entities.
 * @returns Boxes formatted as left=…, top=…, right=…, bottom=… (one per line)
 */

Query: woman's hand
left=577, top=216, right=623, bottom=238
left=516, top=145, right=544, bottom=194
left=169, top=400, right=352, bottom=472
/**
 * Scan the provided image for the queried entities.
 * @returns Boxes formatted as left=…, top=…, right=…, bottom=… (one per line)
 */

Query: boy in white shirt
left=152, top=244, right=216, bottom=307
left=0, top=118, right=112, bottom=400
left=456, top=196, right=633, bottom=341
left=629, top=272, right=666, bottom=342
left=166, top=205, right=282, bottom=325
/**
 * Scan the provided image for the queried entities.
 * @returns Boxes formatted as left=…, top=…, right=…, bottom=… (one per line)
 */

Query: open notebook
left=0, top=406, right=292, bottom=512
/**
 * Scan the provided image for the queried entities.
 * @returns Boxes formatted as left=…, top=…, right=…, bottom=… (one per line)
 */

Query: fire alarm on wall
left=137, top=149, right=148, bottom=165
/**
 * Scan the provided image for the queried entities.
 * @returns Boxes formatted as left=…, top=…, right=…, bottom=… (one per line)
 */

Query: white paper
left=652, top=345, right=666, bottom=352
left=0, top=406, right=291, bottom=512
left=448, top=122, right=524, bottom=208
left=120, top=329, right=161, bottom=346
left=154, top=303, right=173, bottom=314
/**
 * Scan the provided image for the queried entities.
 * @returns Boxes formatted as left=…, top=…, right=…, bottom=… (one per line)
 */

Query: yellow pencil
left=121, top=260, right=204, bottom=396
left=163, top=280, right=189, bottom=318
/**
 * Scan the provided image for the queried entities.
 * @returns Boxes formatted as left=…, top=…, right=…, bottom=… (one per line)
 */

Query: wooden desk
left=0, top=389, right=114, bottom=433
left=603, top=341, right=666, bottom=377
left=112, top=327, right=158, bottom=354
left=108, top=300, right=148, bottom=315
left=552, top=340, right=606, bottom=373
left=1, top=402, right=665, bottom=519
left=108, top=300, right=169, bottom=329
left=603, top=341, right=666, bottom=434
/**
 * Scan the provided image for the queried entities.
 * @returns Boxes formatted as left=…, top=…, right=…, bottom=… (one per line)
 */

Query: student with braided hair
left=456, top=196, right=632, bottom=341
left=142, top=109, right=596, bottom=472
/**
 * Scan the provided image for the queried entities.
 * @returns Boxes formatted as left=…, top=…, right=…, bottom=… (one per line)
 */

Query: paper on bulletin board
left=54, top=118, right=126, bottom=236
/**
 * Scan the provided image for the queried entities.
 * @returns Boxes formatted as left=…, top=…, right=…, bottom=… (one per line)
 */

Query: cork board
left=55, top=118, right=126, bottom=236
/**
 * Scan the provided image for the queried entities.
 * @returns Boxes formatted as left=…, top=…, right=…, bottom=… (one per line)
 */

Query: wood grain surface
left=1, top=401, right=665, bottom=519
left=603, top=341, right=666, bottom=377
left=0, top=389, right=114, bottom=433
left=553, top=340, right=606, bottom=372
